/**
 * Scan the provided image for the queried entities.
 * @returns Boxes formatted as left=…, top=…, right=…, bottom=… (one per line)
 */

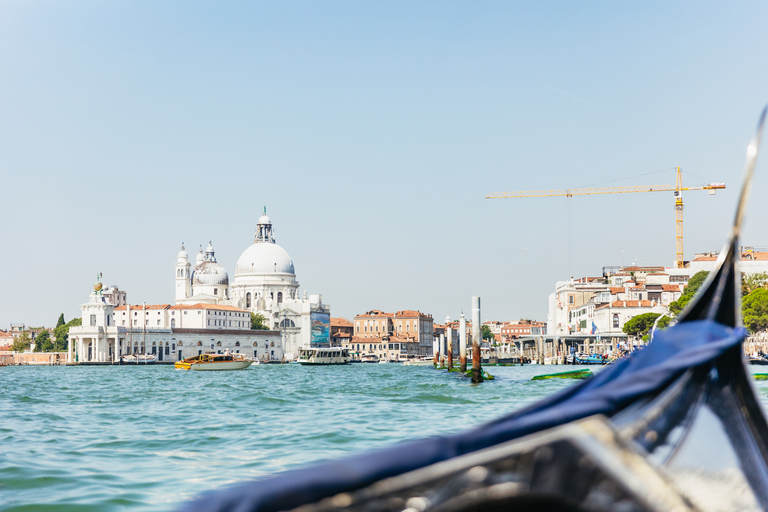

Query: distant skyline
left=2, top=1, right=768, bottom=328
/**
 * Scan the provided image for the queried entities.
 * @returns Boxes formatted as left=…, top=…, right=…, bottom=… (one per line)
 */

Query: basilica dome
left=191, top=242, right=229, bottom=286
left=235, top=243, right=295, bottom=276
left=192, top=260, right=229, bottom=285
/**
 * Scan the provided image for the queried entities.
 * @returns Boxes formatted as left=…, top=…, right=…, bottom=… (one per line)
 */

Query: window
left=171, top=319, right=176, bottom=328
left=277, top=292, right=283, bottom=304
left=214, top=288, right=218, bottom=296
left=613, top=314, right=620, bottom=328
left=568, top=295, right=574, bottom=305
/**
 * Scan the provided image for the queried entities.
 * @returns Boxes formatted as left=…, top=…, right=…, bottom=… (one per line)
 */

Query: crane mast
left=487, top=167, right=725, bottom=269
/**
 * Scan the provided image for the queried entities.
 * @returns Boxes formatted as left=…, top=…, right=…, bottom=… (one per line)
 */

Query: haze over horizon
left=2, top=1, right=768, bottom=328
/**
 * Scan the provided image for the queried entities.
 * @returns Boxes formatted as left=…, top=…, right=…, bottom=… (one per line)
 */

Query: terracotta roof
left=609, top=287, right=625, bottom=294
left=647, top=273, right=669, bottom=276
left=115, top=304, right=171, bottom=311
left=0, top=344, right=11, bottom=351
left=693, top=256, right=718, bottom=262
left=395, top=310, right=431, bottom=318
left=662, top=284, right=682, bottom=292
left=597, top=300, right=655, bottom=309
left=355, top=310, right=394, bottom=319
left=331, top=317, right=353, bottom=326
left=332, top=332, right=352, bottom=338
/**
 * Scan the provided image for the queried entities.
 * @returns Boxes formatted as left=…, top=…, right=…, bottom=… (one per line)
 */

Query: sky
left=2, top=1, right=768, bottom=328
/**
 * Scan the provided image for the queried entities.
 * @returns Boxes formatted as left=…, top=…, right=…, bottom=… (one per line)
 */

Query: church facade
left=174, top=211, right=331, bottom=359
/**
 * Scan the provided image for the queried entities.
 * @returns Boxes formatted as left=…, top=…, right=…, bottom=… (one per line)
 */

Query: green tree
left=742, top=272, right=768, bottom=297
left=743, top=288, right=768, bottom=333
left=669, top=271, right=710, bottom=315
left=251, top=313, right=269, bottom=330
left=56, top=313, right=65, bottom=328
left=622, top=313, right=662, bottom=338
left=34, top=331, right=53, bottom=352
left=52, top=317, right=78, bottom=352
left=481, top=324, right=495, bottom=342
left=12, top=331, right=31, bottom=352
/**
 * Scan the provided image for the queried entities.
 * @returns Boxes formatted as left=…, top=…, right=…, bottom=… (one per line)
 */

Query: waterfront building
left=69, top=281, right=282, bottom=363
left=173, top=210, right=331, bottom=359
left=330, top=317, right=353, bottom=347
left=353, top=309, right=434, bottom=357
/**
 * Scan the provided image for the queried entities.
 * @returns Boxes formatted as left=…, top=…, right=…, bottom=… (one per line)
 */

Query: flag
left=591, top=322, right=597, bottom=335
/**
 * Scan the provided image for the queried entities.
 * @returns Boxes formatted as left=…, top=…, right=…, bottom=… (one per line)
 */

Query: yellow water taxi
left=175, top=353, right=252, bottom=371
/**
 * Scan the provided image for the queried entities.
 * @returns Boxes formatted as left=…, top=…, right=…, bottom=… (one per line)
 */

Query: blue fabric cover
left=179, top=320, right=746, bottom=512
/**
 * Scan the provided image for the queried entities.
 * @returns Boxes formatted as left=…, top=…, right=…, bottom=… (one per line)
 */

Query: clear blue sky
left=2, top=1, right=767, bottom=328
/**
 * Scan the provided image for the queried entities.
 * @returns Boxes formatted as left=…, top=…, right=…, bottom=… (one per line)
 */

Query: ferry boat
left=297, top=347, right=350, bottom=365
left=174, top=353, right=252, bottom=371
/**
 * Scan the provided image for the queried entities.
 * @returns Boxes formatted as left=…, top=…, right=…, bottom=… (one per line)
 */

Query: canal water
left=3, top=363, right=768, bottom=511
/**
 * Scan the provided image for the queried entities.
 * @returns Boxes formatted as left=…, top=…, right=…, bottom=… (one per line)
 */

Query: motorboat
left=401, top=357, right=434, bottom=366
left=360, top=354, right=379, bottom=363
left=174, top=353, right=252, bottom=371
left=122, top=353, right=157, bottom=363
left=180, top=109, right=768, bottom=512
left=297, top=347, right=350, bottom=365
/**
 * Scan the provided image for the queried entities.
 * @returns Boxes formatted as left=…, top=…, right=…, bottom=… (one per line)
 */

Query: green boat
left=754, top=373, right=768, bottom=380
left=532, top=369, right=592, bottom=380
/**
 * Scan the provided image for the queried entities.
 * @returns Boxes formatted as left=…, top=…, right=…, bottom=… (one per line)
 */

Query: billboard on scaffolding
left=310, top=312, right=330, bottom=346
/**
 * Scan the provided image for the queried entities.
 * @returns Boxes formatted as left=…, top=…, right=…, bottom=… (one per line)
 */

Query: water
left=3, top=363, right=768, bottom=511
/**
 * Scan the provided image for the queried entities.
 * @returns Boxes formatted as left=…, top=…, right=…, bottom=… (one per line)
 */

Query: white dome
left=235, top=243, right=295, bottom=275
left=177, top=244, right=188, bottom=261
left=192, top=260, right=229, bottom=286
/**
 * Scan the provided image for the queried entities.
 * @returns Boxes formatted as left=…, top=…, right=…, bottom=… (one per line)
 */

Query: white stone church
left=68, top=211, right=330, bottom=363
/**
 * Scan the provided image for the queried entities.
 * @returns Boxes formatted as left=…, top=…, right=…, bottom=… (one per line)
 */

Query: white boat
left=297, top=347, right=350, bottom=365
left=122, top=354, right=156, bottom=362
left=175, top=353, right=252, bottom=371
left=402, top=357, right=435, bottom=366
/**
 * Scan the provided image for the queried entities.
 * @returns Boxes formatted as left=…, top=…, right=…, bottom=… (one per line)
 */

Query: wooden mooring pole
left=471, top=296, right=483, bottom=383
left=459, top=313, right=467, bottom=372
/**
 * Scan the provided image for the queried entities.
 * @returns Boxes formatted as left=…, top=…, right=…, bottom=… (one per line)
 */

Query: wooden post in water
left=439, top=333, right=446, bottom=367
left=446, top=316, right=453, bottom=369
left=471, top=296, right=483, bottom=383
left=459, top=313, right=467, bottom=372
left=433, top=334, right=439, bottom=365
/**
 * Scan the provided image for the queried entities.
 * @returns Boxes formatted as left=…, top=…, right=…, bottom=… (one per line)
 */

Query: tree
left=742, top=272, right=768, bottom=297
left=622, top=313, right=662, bottom=338
left=481, top=325, right=495, bottom=342
left=34, top=331, right=53, bottom=352
left=743, top=288, right=768, bottom=333
left=56, top=314, right=65, bottom=328
left=251, top=313, right=269, bottom=330
left=669, top=271, right=709, bottom=315
left=51, top=318, right=80, bottom=352
left=12, top=331, right=31, bottom=352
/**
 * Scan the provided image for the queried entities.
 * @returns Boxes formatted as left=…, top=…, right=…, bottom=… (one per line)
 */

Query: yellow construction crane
left=486, top=167, right=725, bottom=269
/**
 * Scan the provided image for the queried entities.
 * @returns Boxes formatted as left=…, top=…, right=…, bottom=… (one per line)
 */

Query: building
left=173, top=209, right=331, bottom=359
left=330, top=317, right=353, bottom=347
left=69, top=280, right=282, bottom=363
left=346, top=309, right=434, bottom=360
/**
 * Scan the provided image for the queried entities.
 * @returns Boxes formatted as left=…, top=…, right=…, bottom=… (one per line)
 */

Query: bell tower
left=175, top=243, right=191, bottom=303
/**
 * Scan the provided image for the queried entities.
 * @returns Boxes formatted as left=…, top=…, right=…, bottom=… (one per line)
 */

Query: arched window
left=235, top=342, right=240, bottom=347
left=253, top=342, right=258, bottom=347
left=216, top=341, right=222, bottom=346
left=171, top=318, right=176, bottom=328
left=178, top=341, right=183, bottom=346
left=613, top=314, right=620, bottom=328
left=270, top=342, right=275, bottom=347
left=197, top=341, right=202, bottom=346
left=277, top=292, right=283, bottom=304
left=246, top=292, right=251, bottom=308
left=279, top=319, right=295, bottom=328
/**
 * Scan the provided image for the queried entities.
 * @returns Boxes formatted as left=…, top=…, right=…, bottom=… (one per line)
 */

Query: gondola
left=179, top=108, right=768, bottom=512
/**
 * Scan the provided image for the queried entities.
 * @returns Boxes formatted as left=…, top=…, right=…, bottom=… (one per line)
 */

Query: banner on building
left=310, top=312, right=330, bottom=346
